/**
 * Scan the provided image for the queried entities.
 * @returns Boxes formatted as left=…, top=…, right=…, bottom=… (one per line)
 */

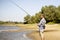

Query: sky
left=0, top=0, right=60, bottom=22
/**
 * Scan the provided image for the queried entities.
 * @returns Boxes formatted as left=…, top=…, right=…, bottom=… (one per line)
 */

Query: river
left=0, top=26, right=32, bottom=40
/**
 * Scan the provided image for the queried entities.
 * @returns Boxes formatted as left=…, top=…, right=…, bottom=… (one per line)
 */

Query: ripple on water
left=0, top=26, right=32, bottom=40
left=0, top=31, right=32, bottom=40
left=0, top=26, right=20, bottom=30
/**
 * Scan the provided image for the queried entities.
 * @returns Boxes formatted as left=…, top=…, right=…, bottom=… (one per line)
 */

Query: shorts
left=39, top=26, right=44, bottom=32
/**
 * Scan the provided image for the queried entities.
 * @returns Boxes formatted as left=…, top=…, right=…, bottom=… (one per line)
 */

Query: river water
left=0, top=26, right=32, bottom=40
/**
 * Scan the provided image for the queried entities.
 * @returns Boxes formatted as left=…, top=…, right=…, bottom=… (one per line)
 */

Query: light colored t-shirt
left=38, top=18, right=46, bottom=26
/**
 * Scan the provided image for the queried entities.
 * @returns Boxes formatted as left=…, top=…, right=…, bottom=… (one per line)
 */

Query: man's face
left=41, top=15, right=43, bottom=18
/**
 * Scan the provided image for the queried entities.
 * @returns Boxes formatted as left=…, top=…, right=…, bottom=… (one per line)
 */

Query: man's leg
left=40, top=29, right=44, bottom=40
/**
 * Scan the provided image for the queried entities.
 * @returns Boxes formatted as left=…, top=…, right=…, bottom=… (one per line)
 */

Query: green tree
left=24, top=15, right=31, bottom=23
left=24, top=5, right=60, bottom=24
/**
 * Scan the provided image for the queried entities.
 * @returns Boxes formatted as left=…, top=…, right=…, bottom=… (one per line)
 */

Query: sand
left=26, top=24, right=60, bottom=40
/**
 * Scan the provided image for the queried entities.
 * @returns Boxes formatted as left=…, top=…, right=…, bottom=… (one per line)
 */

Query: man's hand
left=37, top=23, right=40, bottom=27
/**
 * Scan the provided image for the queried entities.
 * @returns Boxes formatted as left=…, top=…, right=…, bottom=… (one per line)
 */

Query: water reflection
left=0, top=26, right=32, bottom=40
left=0, top=26, right=19, bottom=30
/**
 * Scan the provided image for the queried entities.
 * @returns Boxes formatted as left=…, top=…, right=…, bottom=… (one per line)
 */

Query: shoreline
left=27, top=30, right=41, bottom=40
left=0, top=24, right=60, bottom=40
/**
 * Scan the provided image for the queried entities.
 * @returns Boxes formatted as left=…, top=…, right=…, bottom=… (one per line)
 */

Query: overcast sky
left=0, top=0, right=60, bottom=22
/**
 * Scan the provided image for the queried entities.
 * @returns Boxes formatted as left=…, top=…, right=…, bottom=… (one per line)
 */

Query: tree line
left=0, top=21, right=23, bottom=24
left=24, top=5, right=60, bottom=24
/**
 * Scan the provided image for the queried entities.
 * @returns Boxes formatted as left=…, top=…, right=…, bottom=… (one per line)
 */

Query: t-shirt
left=38, top=18, right=46, bottom=26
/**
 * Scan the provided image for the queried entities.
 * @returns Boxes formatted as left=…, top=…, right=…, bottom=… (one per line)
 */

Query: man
left=38, top=14, right=46, bottom=40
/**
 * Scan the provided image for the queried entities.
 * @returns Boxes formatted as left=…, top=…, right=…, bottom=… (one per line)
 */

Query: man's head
left=41, top=14, right=45, bottom=18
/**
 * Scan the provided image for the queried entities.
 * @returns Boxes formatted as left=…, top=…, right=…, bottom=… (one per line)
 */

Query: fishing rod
left=9, top=0, right=30, bottom=15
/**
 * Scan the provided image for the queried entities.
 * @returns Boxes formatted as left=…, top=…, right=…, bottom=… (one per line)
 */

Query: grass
left=47, top=22, right=55, bottom=24
left=0, top=23, right=16, bottom=27
left=16, top=24, right=38, bottom=29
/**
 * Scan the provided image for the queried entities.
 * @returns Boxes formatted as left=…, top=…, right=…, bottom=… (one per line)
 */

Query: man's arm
left=38, top=20, right=42, bottom=26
